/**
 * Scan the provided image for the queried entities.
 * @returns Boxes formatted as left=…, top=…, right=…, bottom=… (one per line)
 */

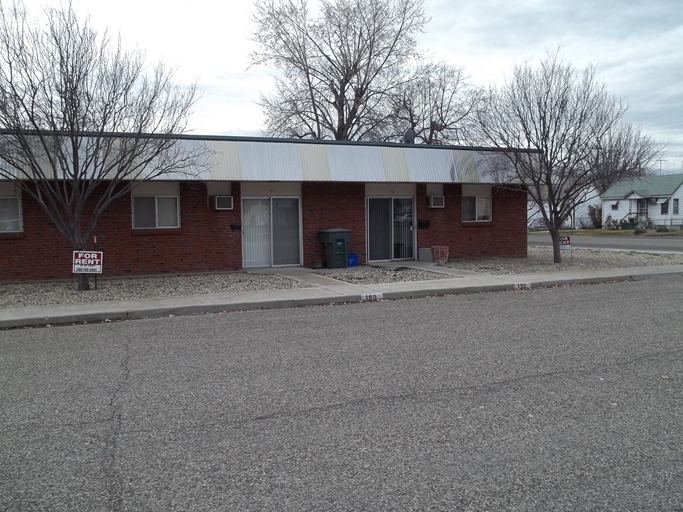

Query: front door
left=638, top=199, right=648, bottom=222
left=367, top=197, right=414, bottom=261
left=242, top=197, right=301, bottom=267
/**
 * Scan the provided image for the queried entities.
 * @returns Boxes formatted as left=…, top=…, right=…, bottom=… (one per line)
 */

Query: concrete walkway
left=1, top=262, right=682, bottom=329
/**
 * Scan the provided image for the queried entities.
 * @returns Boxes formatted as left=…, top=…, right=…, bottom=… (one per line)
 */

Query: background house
left=0, top=136, right=530, bottom=281
left=527, top=186, right=598, bottom=230
left=601, top=174, right=683, bottom=229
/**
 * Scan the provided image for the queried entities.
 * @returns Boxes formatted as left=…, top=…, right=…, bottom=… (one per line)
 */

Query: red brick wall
left=0, top=190, right=67, bottom=280
left=0, top=182, right=244, bottom=281
left=301, top=182, right=366, bottom=266
left=1, top=181, right=527, bottom=281
left=415, top=184, right=528, bottom=259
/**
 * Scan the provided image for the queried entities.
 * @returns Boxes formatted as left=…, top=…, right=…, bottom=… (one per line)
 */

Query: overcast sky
left=21, top=0, right=683, bottom=172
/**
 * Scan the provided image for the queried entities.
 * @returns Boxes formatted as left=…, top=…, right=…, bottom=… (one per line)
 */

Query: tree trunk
left=549, top=228, right=563, bottom=263
left=75, top=238, right=90, bottom=291
left=70, top=219, right=92, bottom=291
left=77, top=273, right=90, bottom=291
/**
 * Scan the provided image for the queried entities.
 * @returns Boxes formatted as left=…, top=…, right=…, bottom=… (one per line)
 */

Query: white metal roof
left=0, top=134, right=526, bottom=184
left=202, top=137, right=518, bottom=184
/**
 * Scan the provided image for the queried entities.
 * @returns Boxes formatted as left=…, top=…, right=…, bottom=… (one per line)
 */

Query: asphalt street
left=528, top=233, right=683, bottom=252
left=1, top=279, right=682, bottom=511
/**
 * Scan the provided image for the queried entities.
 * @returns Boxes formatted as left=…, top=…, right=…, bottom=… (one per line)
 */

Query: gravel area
left=2, top=246, right=683, bottom=309
left=315, top=246, right=683, bottom=283
left=447, top=246, right=683, bottom=275
left=0, top=273, right=311, bottom=309
left=315, top=266, right=453, bottom=284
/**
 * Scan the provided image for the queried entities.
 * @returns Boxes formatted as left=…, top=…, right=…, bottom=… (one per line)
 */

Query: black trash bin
left=318, top=229, right=351, bottom=268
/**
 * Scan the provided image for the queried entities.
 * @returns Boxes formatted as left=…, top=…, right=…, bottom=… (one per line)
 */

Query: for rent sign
left=73, top=251, right=103, bottom=273
left=559, top=235, right=571, bottom=251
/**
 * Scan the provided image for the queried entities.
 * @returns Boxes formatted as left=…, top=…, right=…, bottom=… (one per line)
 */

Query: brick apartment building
left=0, top=136, right=528, bottom=281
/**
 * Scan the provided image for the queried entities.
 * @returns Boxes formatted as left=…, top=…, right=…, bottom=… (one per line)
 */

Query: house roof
left=602, top=174, right=683, bottom=199
left=0, top=132, right=531, bottom=184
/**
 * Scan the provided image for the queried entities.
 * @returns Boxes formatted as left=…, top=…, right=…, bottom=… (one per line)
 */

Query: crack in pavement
left=102, top=334, right=131, bottom=512
left=109, top=347, right=683, bottom=438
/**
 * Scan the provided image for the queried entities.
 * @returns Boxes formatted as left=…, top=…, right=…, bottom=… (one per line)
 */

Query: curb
left=0, top=295, right=361, bottom=330
left=630, top=271, right=683, bottom=281
left=4, top=273, right=670, bottom=330
left=2, top=272, right=682, bottom=330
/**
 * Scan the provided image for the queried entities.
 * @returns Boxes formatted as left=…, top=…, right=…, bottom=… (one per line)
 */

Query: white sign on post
left=559, top=235, right=571, bottom=251
left=73, top=251, right=103, bottom=273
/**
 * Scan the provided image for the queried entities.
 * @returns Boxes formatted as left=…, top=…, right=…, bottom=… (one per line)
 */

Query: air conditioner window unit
left=211, top=195, right=233, bottom=210
left=428, top=196, right=445, bottom=208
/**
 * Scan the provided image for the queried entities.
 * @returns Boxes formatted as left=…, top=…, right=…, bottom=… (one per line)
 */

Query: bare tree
left=387, top=62, right=484, bottom=144
left=0, top=1, right=203, bottom=290
left=592, top=123, right=662, bottom=195
left=250, top=0, right=428, bottom=140
left=477, top=51, right=629, bottom=262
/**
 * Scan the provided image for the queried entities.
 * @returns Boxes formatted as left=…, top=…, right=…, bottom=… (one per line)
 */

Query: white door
left=243, top=197, right=301, bottom=267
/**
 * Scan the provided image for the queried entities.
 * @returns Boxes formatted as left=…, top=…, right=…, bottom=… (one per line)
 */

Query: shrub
left=634, top=225, right=646, bottom=235
left=656, top=225, right=670, bottom=233
left=588, top=204, right=602, bottom=229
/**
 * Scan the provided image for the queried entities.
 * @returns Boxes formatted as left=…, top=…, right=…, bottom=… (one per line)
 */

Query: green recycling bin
left=319, top=229, right=351, bottom=268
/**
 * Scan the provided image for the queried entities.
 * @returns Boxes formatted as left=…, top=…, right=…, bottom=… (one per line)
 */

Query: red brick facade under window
left=0, top=181, right=527, bottom=281
left=415, top=184, right=528, bottom=259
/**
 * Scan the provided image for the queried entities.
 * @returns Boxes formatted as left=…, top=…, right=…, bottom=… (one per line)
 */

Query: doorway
left=638, top=199, right=648, bottom=222
left=242, top=197, right=301, bottom=267
left=366, top=197, right=414, bottom=261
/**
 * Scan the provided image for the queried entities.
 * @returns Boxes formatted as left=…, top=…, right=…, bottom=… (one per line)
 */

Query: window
left=0, top=197, right=21, bottom=232
left=611, top=202, right=619, bottom=211
left=661, top=200, right=669, bottom=216
left=462, top=196, right=491, bottom=222
left=674, top=198, right=679, bottom=215
left=133, top=196, right=179, bottom=228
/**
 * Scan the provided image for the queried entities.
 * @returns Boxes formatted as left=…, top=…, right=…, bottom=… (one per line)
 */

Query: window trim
left=0, top=195, right=23, bottom=233
left=673, top=198, right=679, bottom=216
left=462, top=195, right=492, bottom=222
left=132, top=195, right=180, bottom=229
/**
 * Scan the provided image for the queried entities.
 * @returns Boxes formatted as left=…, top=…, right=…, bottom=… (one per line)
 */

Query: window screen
left=157, top=197, right=179, bottom=228
left=462, top=197, right=476, bottom=221
left=133, top=197, right=157, bottom=228
left=0, top=197, right=21, bottom=232
left=477, top=197, right=491, bottom=221
left=133, top=196, right=179, bottom=228
left=463, top=196, right=491, bottom=222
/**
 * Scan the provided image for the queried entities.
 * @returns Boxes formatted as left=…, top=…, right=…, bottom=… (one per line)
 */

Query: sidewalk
left=1, top=261, right=682, bottom=329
